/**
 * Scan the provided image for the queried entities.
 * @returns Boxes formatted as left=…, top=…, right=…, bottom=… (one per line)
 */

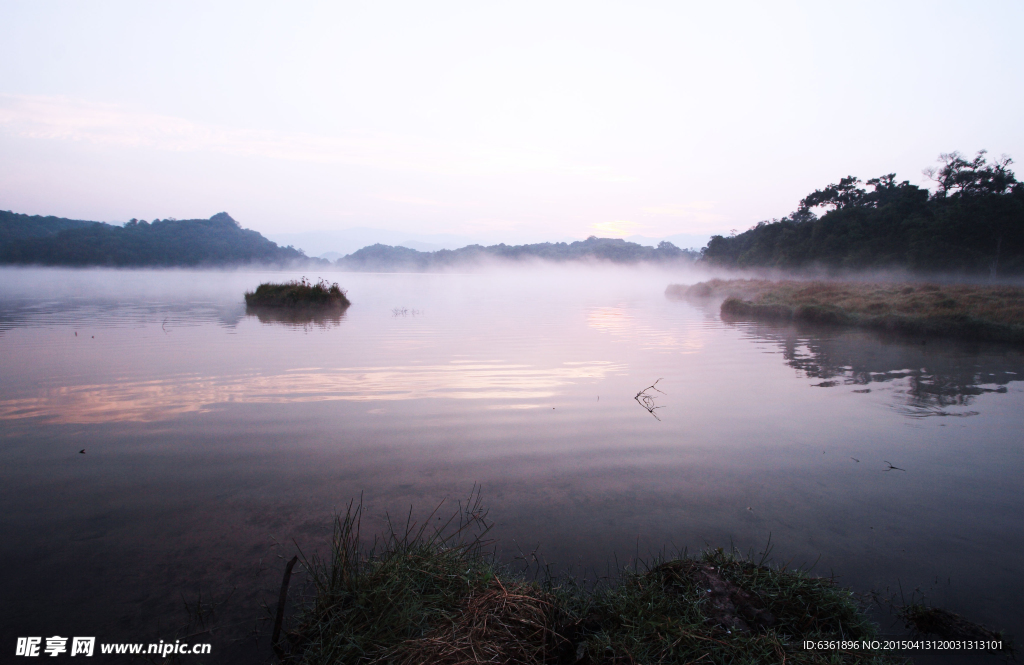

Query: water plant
left=274, top=496, right=900, bottom=665
left=245, top=277, right=350, bottom=309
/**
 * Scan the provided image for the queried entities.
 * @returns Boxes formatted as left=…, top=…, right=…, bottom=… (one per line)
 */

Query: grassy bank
left=274, top=498, right=899, bottom=665
left=245, top=277, right=350, bottom=309
left=669, top=279, right=1024, bottom=343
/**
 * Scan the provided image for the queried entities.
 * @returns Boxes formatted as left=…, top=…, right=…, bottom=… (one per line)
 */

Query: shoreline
left=279, top=503, right=892, bottom=665
left=275, top=501, right=1010, bottom=664
left=669, top=279, right=1024, bottom=344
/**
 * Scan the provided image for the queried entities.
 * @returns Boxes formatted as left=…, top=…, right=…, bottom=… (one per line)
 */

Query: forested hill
left=702, top=151, right=1024, bottom=276
left=0, top=211, right=307, bottom=267
left=336, top=236, right=697, bottom=271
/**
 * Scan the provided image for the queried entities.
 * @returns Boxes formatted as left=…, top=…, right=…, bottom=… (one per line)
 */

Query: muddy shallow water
left=1, top=266, right=1021, bottom=662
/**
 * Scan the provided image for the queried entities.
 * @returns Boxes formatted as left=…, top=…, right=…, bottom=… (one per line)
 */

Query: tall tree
left=924, top=150, right=1017, bottom=198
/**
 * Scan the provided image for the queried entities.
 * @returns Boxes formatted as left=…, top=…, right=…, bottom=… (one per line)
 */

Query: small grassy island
left=272, top=501, right=953, bottom=665
left=244, top=277, right=350, bottom=309
left=670, top=279, right=1024, bottom=344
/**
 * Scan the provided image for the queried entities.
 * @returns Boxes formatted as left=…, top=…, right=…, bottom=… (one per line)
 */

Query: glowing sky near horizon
left=1, top=1, right=1022, bottom=243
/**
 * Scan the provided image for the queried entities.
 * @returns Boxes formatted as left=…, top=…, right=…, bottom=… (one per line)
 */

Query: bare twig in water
left=884, top=461, right=906, bottom=472
left=635, top=379, right=665, bottom=420
left=272, top=555, right=299, bottom=661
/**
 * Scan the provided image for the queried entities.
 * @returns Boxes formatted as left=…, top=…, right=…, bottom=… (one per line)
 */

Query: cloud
left=0, top=94, right=631, bottom=180
left=643, top=201, right=717, bottom=216
left=372, top=194, right=446, bottom=207
left=0, top=360, right=624, bottom=424
left=591, top=220, right=643, bottom=237
left=641, top=201, right=730, bottom=232
left=586, top=306, right=706, bottom=353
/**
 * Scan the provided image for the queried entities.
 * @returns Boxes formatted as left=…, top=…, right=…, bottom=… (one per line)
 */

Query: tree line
left=701, top=151, right=1024, bottom=275
left=0, top=212, right=306, bottom=267
left=6, top=152, right=1020, bottom=275
left=335, top=236, right=698, bottom=270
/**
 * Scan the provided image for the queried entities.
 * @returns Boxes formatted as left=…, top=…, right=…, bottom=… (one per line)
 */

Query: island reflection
left=245, top=304, right=348, bottom=330
left=730, top=320, right=1023, bottom=418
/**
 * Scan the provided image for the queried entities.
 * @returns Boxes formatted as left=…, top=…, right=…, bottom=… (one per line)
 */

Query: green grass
left=278, top=497, right=901, bottom=665
left=670, top=279, right=1024, bottom=343
left=244, top=277, right=350, bottom=309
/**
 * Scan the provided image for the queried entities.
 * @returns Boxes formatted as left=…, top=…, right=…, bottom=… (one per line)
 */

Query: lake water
left=1, top=266, right=1021, bottom=662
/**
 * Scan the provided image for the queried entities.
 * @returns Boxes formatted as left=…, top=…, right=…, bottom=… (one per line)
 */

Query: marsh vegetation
left=672, top=279, right=1024, bottom=343
left=277, top=498, right=896, bottom=665
left=245, top=277, right=350, bottom=309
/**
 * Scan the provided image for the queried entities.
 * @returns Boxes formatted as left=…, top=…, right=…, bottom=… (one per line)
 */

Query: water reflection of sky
left=0, top=361, right=624, bottom=423
left=587, top=305, right=707, bottom=353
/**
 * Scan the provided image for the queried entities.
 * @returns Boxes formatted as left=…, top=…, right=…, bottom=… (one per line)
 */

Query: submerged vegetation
left=276, top=497, right=898, bottom=665
left=245, top=277, right=350, bottom=309
left=672, top=279, right=1024, bottom=344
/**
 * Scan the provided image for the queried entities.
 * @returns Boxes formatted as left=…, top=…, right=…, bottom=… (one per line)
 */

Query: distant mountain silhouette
left=0, top=210, right=308, bottom=267
left=335, top=236, right=698, bottom=271
left=0, top=210, right=698, bottom=270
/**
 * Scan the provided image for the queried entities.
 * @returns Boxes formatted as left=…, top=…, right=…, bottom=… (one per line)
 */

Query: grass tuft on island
left=245, top=277, right=350, bottom=309
left=669, top=279, right=1024, bottom=344
left=276, top=497, right=901, bottom=665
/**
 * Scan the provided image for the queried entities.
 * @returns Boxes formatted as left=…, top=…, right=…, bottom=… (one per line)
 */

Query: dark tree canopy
left=0, top=211, right=306, bottom=267
left=702, top=152, right=1024, bottom=276
left=924, top=150, right=1017, bottom=198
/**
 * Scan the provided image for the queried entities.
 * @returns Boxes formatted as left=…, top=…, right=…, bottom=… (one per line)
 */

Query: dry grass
left=280, top=497, right=904, bottom=665
left=379, top=580, right=563, bottom=665
left=670, top=279, right=1024, bottom=343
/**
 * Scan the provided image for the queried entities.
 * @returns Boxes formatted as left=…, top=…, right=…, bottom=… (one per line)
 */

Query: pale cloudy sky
left=1, top=1, right=1022, bottom=245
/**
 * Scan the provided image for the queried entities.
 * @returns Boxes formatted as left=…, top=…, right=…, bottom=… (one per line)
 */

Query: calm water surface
left=1, top=267, right=1021, bottom=662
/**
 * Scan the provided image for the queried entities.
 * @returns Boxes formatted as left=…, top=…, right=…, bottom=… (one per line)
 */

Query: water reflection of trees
left=0, top=300, right=248, bottom=333
left=739, top=323, right=1022, bottom=417
left=0, top=299, right=348, bottom=333
left=244, top=305, right=347, bottom=330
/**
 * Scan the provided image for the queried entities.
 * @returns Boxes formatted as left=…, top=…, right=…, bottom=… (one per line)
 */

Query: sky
left=1, top=1, right=1022, bottom=251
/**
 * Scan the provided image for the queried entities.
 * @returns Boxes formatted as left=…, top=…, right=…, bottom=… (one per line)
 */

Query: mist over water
left=1, top=266, right=1021, bottom=661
